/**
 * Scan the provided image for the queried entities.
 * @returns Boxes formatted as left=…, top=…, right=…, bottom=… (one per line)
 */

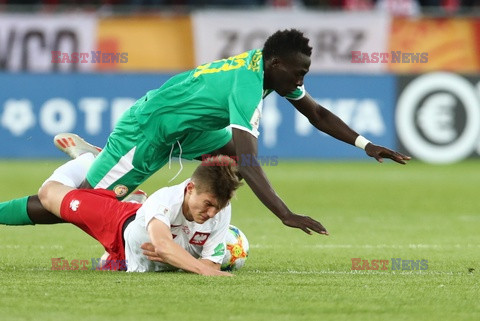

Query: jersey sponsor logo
left=182, top=226, right=190, bottom=235
left=113, top=184, right=128, bottom=198
left=189, top=232, right=211, bottom=246
left=69, top=199, right=80, bottom=211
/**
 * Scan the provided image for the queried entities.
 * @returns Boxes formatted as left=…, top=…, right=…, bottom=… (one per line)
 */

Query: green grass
left=0, top=159, right=479, bottom=321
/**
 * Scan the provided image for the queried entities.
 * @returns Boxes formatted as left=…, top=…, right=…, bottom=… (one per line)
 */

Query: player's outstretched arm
left=146, top=218, right=233, bottom=276
left=232, top=128, right=328, bottom=235
left=290, top=94, right=411, bottom=165
left=141, top=243, right=222, bottom=270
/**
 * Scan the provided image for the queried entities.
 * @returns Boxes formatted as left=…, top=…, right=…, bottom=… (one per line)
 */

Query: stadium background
left=1, top=0, right=480, bottom=164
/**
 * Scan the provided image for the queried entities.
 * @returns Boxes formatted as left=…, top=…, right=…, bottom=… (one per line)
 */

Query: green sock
left=0, top=196, right=34, bottom=225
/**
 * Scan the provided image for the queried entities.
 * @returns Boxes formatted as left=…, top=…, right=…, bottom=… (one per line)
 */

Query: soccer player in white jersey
left=38, top=155, right=241, bottom=276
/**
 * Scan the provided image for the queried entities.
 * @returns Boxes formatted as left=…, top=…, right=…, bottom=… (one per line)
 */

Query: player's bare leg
left=1, top=135, right=98, bottom=225
left=26, top=195, right=64, bottom=224
left=33, top=135, right=100, bottom=223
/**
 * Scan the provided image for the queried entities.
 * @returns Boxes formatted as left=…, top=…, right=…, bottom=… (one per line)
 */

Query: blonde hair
left=191, top=156, right=242, bottom=209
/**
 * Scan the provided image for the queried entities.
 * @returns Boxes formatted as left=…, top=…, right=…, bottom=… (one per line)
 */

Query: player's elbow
left=237, top=164, right=256, bottom=181
left=312, top=106, right=330, bottom=131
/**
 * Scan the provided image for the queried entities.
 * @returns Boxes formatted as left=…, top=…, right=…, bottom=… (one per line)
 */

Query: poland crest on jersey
left=189, top=232, right=211, bottom=246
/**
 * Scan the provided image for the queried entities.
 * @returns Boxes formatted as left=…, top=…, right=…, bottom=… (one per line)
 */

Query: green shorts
left=85, top=109, right=232, bottom=198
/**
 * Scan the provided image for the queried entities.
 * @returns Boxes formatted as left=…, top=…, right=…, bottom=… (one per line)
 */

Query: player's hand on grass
left=365, top=143, right=411, bottom=165
left=281, top=213, right=329, bottom=236
left=141, top=242, right=166, bottom=263
left=141, top=242, right=234, bottom=277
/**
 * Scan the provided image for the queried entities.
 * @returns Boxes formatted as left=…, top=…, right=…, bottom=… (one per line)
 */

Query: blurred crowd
left=0, top=0, right=478, bottom=14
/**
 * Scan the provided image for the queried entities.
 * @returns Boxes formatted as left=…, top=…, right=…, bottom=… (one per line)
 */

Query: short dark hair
left=191, top=156, right=242, bottom=209
left=262, top=29, right=312, bottom=60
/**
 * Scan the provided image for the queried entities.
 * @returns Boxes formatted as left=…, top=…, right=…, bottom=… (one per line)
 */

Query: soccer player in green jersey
left=1, top=29, right=410, bottom=235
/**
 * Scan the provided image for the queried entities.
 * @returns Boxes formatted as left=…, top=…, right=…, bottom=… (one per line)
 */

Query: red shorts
left=60, top=189, right=142, bottom=271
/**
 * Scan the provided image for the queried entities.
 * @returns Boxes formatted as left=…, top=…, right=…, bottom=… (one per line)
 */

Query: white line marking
left=249, top=244, right=480, bottom=249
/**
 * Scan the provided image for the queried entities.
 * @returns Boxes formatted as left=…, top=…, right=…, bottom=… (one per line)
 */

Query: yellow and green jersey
left=131, top=49, right=304, bottom=147
left=86, top=49, right=306, bottom=196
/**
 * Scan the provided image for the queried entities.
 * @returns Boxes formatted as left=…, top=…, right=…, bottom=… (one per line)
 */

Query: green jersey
left=132, top=49, right=305, bottom=147
left=86, top=49, right=306, bottom=197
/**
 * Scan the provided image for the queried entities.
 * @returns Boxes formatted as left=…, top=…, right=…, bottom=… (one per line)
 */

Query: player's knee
left=37, top=182, right=56, bottom=212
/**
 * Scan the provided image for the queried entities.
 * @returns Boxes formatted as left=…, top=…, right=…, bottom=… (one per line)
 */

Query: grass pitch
left=0, top=159, right=479, bottom=321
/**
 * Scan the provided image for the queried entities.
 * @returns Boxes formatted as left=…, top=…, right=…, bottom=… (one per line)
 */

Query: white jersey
left=123, top=179, right=231, bottom=272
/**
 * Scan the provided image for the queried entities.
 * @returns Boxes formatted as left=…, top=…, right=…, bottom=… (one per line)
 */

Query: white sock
left=42, top=153, right=95, bottom=188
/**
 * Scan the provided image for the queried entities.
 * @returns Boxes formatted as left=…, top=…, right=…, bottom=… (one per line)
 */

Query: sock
left=0, top=196, right=33, bottom=225
left=42, top=152, right=95, bottom=188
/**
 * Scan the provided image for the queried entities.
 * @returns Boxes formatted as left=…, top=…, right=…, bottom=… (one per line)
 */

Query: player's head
left=262, top=29, right=312, bottom=97
left=184, top=156, right=242, bottom=224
